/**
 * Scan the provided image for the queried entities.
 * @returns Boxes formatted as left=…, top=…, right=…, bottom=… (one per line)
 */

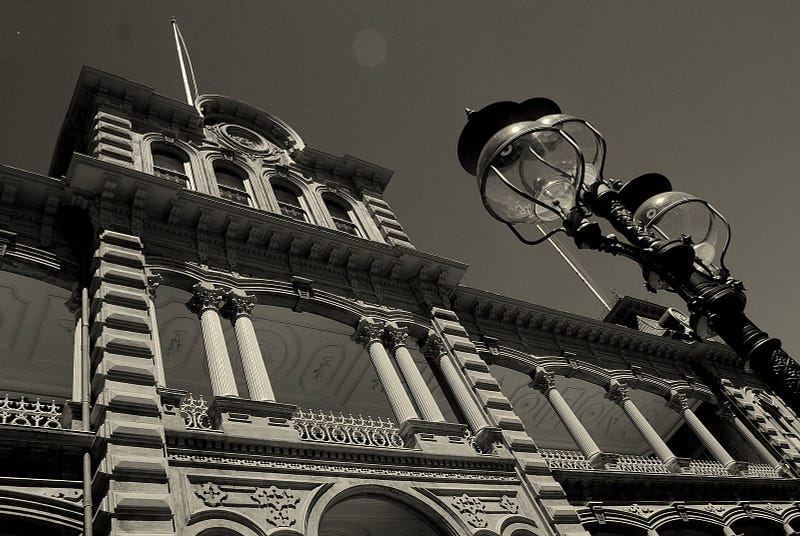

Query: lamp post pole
left=457, top=98, right=800, bottom=415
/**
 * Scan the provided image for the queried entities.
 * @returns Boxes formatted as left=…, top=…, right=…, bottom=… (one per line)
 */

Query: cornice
left=294, top=147, right=394, bottom=194
left=453, top=286, right=741, bottom=367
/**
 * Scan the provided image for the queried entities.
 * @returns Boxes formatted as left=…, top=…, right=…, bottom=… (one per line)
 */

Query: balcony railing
left=278, top=202, right=308, bottom=222
left=293, top=408, right=407, bottom=449
left=0, top=395, right=62, bottom=429
left=539, top=448, right=785, bottom=478
left=332, top=217, right=359, bottom=236
left=153, top=165, right=190, bottom=187
left=218, top=185, right=251, bottom=206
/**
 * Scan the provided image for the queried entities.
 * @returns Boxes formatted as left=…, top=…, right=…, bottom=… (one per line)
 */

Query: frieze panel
left=170, top=452, right=518, bottom=482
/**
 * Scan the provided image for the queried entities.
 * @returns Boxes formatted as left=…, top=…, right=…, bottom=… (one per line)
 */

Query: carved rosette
left=499, top=495, right=518, bottom=514
left=354, top=319, right=386, bottom=348
left=251, top=486, right=300, bottom=527
left=530, top=368, right=557, bottom=394
left=189, top=284, right=225, bottom=314
left=225, top=292, right=257, bottom=319
left=668, top=392, right=689, bottom=413
left=384, top=325, right=409, bottom=351
left=606, top=381, right=631, bottom=405
left=451, top=494, right=487, bottom=528
left=422, top=333, right=447, bottom=364
left=194, top=482, right=227, bottom=507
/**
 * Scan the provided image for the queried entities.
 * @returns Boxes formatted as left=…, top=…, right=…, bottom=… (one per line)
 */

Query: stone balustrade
left=293, top=408, right=407, bottom=449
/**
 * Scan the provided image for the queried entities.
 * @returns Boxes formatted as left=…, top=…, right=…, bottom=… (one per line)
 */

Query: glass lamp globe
left=476, top=122, right=584, bottom=224
left=634, top=191, right=730, bottom=273
left=535, top=112, right=606, bottom=190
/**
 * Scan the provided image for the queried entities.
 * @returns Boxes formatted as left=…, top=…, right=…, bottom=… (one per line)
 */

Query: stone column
left=189, top=283, right=239, bottom=397
left=719, top=402, right=790, bottom=476
left=385, top=324, right=446, bottom=422
left=147, top=273, right=167, bottom=388
left=668, top=392, right=743, bottom=475
left=531, top=367, right=607, bottom=468
left=354, top=319, right=419, bottom=424
left=423, top=333, right=490, bottom=434
left=225, top=290, right=275, bottom=402
left=606, top=381, right=688, bottom=473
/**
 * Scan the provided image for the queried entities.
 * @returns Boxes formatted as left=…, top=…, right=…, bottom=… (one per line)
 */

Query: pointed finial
left=465, top=108, right=476, bottom=119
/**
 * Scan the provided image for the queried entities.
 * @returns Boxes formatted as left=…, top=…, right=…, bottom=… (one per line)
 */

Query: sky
left=1, top=1, right=799, bottom=357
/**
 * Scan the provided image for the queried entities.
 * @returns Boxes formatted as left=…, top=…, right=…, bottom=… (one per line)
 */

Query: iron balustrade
left=331, top=217, right=359, bottom=236
left=0, top=395, right=62, bottom=429
left=153, top=165, right=190, bottom=187
left=293, top=408, right=407, bottom=449
left=539, top=448, right=785, bottom=478
left=218, top=184, right=251, bottom=206
left=278, top=202, right=308, bottom=222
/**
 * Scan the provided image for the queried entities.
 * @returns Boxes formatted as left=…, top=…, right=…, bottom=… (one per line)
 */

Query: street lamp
left=457, top=98, right=800, bottom=412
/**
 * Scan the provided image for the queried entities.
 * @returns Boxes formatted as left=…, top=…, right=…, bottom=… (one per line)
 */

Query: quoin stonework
left=0, top=66, right=799, bottom=536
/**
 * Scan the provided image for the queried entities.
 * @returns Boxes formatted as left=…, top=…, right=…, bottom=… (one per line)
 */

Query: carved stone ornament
left=530, top=368, right=557, bottom=394
left=717, top=401, right=737, bottom=423
left=422, top=333, right=447, bottom=363
left=452, top=494, right=487, bottom=528
left=354, top=319, right=385, bottom=347
left=225, top=292, right=256, bottom=318
left=251, top=486, right=301, bottom=527
left=48, top=489, right=83, bottom=503
left=499, top=495, right=519, bottom=514
left=384, top=325, right=409, bottom=350
left=189, top=284, right=225, bottom=314
left=704, top=503, right=725, bottom=513
left=606, top=381, right=631, bottom=404
left=627, top=503, right=653, bottom=515
left=146, top=273, right=163, bottom=300
left=194, top=482, right=227, bottom=507
left=668, top=392, right=689, bottom=413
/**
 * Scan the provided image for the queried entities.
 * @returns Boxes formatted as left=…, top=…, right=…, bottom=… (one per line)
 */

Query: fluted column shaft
left=190, top=284, right=238, bottom=397
left=669, top=392, right=736, bottom=470
left=532, top=367, right=602, bottom=461
left=720, top=402, right=786, bottom=473
left=385, top=325, right=446, bottom=422
left=355, top=319, right=419, bottom=424
left=226, top=291, right=275, bottom=402
left=424, top=333, right=488, bottom=432
left=607, top=381, right=679, bottom=467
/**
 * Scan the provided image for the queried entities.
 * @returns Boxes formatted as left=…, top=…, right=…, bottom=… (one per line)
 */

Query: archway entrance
left=730, top=518, right=786, bottom=536
left=319, top=495, right=447, bottom=536
left=657, top=521, right=725, bottom=536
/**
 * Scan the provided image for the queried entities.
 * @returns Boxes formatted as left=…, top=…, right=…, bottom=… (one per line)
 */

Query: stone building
left=0, top=66, right=799, bottom=536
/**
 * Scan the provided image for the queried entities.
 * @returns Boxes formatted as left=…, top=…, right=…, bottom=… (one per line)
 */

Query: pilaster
left=89, top=230, right=174, bottom=535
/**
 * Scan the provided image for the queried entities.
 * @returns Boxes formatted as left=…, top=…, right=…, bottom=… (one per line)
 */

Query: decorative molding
left=384, top=325, right=408, bottom=351
left=451, top=494, right=487, bottom=528
left=251, top=486, right=300, bottom=527
left=189, top=284, right=225, bottom=314
left=353, top=318, right=385, bottom=347
left=194, top=482, right=227, bottom=507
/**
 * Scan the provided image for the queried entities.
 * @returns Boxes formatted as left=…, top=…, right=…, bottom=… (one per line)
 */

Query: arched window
left=214, top=163, right=251, bottom=206
left=151, top=144, right=191, bottom=187
left=272, top=183, right=308, bottom=222
left=324, top=196, right=361, bottom=237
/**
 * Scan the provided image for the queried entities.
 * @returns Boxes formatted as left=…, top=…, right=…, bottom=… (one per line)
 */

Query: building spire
left=170, top=17, right=199, bottom=109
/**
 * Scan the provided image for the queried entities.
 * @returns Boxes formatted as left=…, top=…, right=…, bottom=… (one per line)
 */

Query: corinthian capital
left=224, top=291, right=257, bottom=319
left=667, top=392, right=689, bottom=413
left=189, top=283, right=225, bottom=314
left=384, top=325, right=409, bottom=350
left=606, top=380, right=631, bottom=405
left=353, top=318, right=386, bottom=347
left=422, top=333, right=447, bottom=364
left=530, top=368, right=556, bottom=394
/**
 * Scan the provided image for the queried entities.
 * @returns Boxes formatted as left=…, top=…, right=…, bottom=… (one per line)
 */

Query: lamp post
left=457, top=98, right=800, bottom=413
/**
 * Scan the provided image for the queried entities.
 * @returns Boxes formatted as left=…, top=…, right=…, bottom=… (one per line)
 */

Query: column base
left=724, top=460, right=748, bottom=476
left=664, top=456, right=694, bottom=474
left=398, top=419, right=473, bottom=455
left=586, top=451, right=619, bottom=470
left=209, top=396, right=299, bottom=442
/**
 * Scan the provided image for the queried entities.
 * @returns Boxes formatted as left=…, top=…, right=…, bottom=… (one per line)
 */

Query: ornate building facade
left=0, top=66, right=799, bottom=536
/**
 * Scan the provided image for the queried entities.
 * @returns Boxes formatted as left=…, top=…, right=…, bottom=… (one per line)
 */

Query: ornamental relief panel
left=419, top=489, right=527, bottom=534
left=189, top=478, right=324, bottom=531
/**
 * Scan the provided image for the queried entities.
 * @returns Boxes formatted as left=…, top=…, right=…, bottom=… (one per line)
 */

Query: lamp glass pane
left=559, top=121, right=602, bottom=187
left=635, top=192, right=727, bottom=269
